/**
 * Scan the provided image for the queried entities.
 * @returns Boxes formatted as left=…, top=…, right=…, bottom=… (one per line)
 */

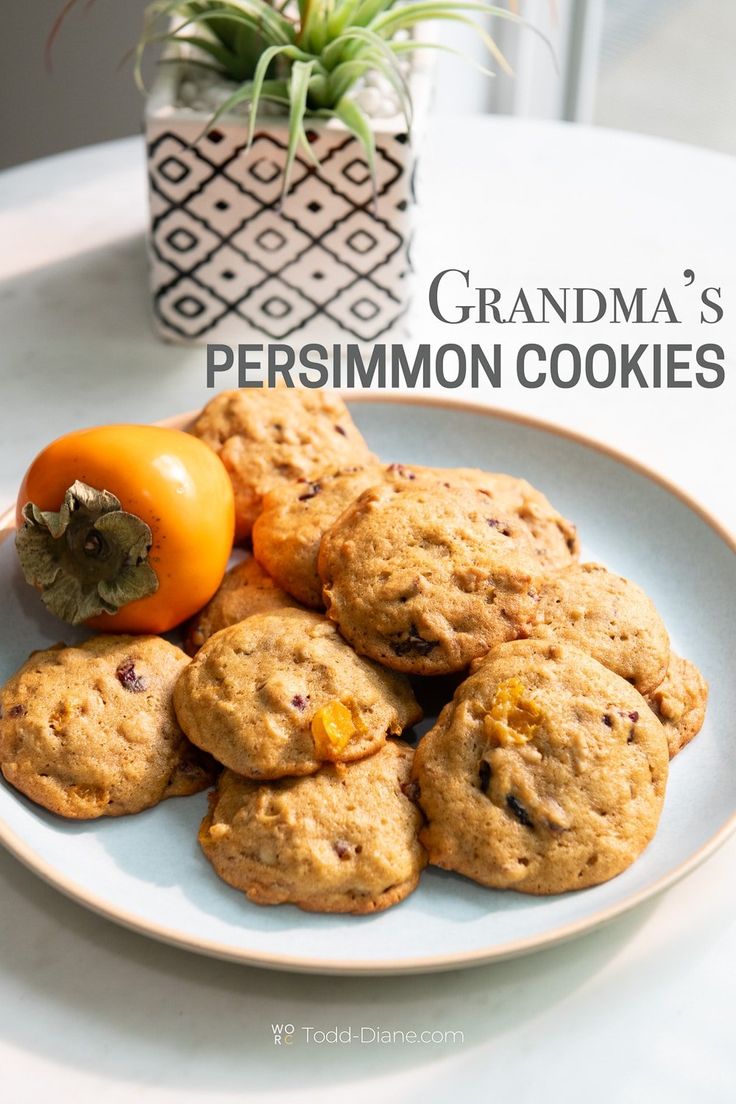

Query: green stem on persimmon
left=15, top=481, right=159, bottom=625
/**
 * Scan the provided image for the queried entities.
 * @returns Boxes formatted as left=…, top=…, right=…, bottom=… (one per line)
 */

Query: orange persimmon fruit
left=15, top=424, right=235, bottom=634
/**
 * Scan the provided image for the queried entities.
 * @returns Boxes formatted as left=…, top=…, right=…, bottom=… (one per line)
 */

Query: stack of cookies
left=0, top=389, right=709, bottom=915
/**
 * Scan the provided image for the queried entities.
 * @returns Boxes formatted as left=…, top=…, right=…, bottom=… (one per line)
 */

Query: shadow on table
left=0, top=234, right=153, bottom=346
left=0, top=233, right=205, bottom=453
left=0, top=843, right=664, bottom=1096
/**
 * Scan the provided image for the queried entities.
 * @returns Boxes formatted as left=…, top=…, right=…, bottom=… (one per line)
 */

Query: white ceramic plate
left=1, top=396, right=734, bottom=975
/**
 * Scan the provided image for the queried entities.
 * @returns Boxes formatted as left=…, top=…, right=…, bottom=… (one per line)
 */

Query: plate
left=1, top=395, right=734, bottom=975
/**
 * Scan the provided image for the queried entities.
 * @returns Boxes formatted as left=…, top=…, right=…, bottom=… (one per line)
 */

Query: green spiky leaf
left=50, top=0, right=554, bottom=194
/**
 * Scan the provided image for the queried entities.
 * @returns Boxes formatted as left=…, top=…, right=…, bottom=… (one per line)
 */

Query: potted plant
left=52, top=1, right=534, bottom=344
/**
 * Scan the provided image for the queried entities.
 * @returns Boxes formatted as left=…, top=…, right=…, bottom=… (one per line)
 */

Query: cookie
left=529, top=563, right=670, bottom=696
left=199, top=740, right=426, bottom=913
left=318, top=480, right=543, bottom=675
left=185, top=554, right=300, bottom=654
left=0, top=636, right=212, bottom=819
left=413, top=640, right=669, bottom=894
left=647, top=653, right=708, bottom=758
left=191, top=388, right=374, bottom=539
left=253, top=463, right=393, bottom=608
left=174, top=608, right=421, bottom=779
left=254, top=463, right=576, bottom=610
left=440, top=468, right=579, bottom=568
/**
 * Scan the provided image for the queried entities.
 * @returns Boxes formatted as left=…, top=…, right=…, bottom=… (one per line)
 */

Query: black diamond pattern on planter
left=194, top=246, right=267, bottom=303
left=237, top=277, right=317, bottom=340
left=148, top=133, right=216, bottom=204
left=256, top=227, right=287, bottom=252
left=166, top=227, right=198, bottom=253
left=250, top=159, right=281, bottom=185
left=346, top=228, right=378, bottom=255
left=280, top=246, right=357, bottom=306
left=155, top=276, right=229, bottom=340
left=326, top=277, right=406, bottom=342
left=159, top=156, right=189, bottom=184
left=186, top=177, right=260, bottom=237
left=319, top=138, right=403, bottom=204
left=343, top=158, right=372, bottom=187
left=174, top=294, right=206, bottom=319
left=262, top=296, right=292, bottom=319
left=147, top=124, right=413, bottom=342
left=322, top=210, right=401, bottom=276
left=154, top=208, right=221, bottom=271
left=288, top=176, right=352, bottom=237
left=231, top=209, right=312, bottom=273
left=223, top=134, right=310, bottom=206
left=350, top=297, right=380, bottom=322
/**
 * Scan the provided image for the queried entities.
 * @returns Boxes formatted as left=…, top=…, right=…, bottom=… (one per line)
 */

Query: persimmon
left=15, top=424, right=235, bottom=634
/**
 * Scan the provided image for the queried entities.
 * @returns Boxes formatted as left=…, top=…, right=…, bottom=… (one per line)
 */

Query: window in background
left=594, top=0, right=736, bottom=155
left=434, top=0, right=736, bottom=158
left=3, top=0, right=734, bottom=169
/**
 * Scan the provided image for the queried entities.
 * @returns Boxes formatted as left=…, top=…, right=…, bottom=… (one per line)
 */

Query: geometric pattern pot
left=145, top=68, right=427, bottom=345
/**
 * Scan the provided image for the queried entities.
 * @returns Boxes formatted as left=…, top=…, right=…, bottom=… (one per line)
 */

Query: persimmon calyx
left=15, top=480, right=159, bottom=625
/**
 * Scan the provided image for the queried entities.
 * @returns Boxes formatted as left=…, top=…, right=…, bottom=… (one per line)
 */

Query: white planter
left=145, top=60, right=431, bottom=345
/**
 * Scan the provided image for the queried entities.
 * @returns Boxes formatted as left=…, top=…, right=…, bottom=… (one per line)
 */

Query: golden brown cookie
left=413, top=640, right=669, bottom=894
left=185, top=554, right=300, bottom=654
left=253, top=463, right=390, bottom=608
left=0, top=636, right=213, bottom=819
left=191, top=388, right=373, bottom=539
left=646, top=653, right=708, bottom=758
left=254, top=463, right=577, bottom=611
left=199, top=740, right=426, bottom=914
left=529, top=562, right=670, bottom=696
left=318, top=480, right=543, bottom=675
left=174, top=608, right=421, bottom=779
left=429, top=468, right=579, bottom=568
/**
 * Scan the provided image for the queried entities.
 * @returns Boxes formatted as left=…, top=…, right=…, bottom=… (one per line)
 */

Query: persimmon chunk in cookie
left=174, top=609, right=421, bottom=779
left=191, top=388, right=374, bottom=539
left=318, top=481, right=543, bottom=675
left=199, top=741, right=426, bottom=914
left=529, top=562, right=670, bottom=695
left=413, top=640, right=669, bottom=895
left=185, top=553, right=300, bottom=655
left=0, top=636, right=213, bottom=819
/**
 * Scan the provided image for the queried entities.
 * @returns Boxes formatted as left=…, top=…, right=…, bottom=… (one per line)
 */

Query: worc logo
left=271, top=1023, right=295, bottom=1046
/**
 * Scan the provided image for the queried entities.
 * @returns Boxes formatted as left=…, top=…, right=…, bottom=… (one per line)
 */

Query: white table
left=1, top=118, right=735, bottom=1103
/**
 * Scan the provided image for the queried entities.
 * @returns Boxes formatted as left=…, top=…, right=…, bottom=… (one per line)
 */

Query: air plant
left=49, top=0, right=545, bottom=195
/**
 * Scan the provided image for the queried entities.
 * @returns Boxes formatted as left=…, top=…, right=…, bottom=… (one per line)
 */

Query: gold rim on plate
left=0, top=392, right=734, bottom=975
